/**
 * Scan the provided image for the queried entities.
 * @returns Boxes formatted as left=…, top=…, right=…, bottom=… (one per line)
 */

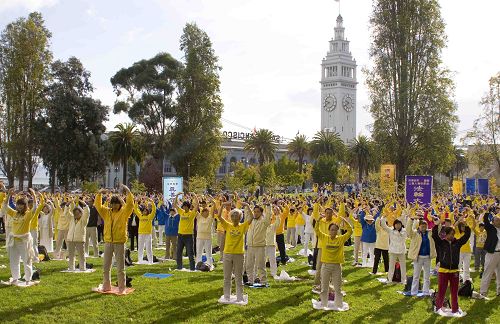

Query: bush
left=311, top=155, right=338, bottom=185
left=82, top=181, right=99, bottom=193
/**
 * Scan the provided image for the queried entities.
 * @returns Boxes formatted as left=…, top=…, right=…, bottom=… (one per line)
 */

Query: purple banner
left=405, top=175, right=433, bottom=206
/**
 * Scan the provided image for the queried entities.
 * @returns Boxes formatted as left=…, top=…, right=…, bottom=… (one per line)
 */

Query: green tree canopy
left=244, top=129, right=278, bottom=166
left=35, top=57, right=108, bottom=191
left=365, top=0, right=457, bottom=183
left=111, top=52, right=182, bottom=158
left=287, top=134, right=309, bottom=173
left=109, top=123, right=144, bottom=185
left=311, top=155, right=338, bottom=185
left=170, top=23, right=223, bottom=183
left=309, top=131, right=346, bottom=162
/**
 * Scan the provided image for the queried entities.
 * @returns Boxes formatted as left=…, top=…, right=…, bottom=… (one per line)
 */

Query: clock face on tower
left=342, top=94, right=354, bottom=112
left=323, top=94, right=337, bottom=112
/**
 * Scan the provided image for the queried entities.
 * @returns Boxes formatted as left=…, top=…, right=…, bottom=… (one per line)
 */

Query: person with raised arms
left=314, top=213, right=353, bottom=310
left=66, top=197, right=90, bottom=271
left=244, top=201, right=272, bottom=286
left=432, top=215, right=470, bottom=316
left=94, top=184, right=134, bottom=293
left=407, top=210, right=436, bottom=296
left=216, top=201, right=253, bottom=303
left=380, top=216, right=407, bottom=284
left=1, top=186, right=44, bottom=285
left=134, top=196, right=157, bottom=264
left=173, top=192, right=199, bottom=271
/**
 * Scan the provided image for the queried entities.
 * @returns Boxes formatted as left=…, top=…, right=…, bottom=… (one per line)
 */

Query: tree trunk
left=49, top=168, right=56, bottom=193
left=18, top=159, right=25, bottom=191
left=122, top=157, right=128, bottom=186
left=27, top=158, right=33, bottom=189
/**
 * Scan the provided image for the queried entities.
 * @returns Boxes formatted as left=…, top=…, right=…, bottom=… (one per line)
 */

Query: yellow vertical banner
left=452, top=180, right=463, bottom=195
left=380, top=164, right=396, bottom=194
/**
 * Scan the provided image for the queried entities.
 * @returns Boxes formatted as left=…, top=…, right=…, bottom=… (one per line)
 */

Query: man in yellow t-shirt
left=173, top=192, right=199, bottom=271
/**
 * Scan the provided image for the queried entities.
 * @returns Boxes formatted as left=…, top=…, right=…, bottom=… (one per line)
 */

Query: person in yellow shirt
left=216, top=197, right=231, bottom=262
left=315, top=215, right=352, bottom=310
left=2, top=187, right=43, bottom=285
left=286, top=207, right=298, bottom=246
left=455, top=215, right=475, bottom=281
left=135, top=197, right=157, bottom=264
left=173, top=192, right=199, bottom=271
left=216, top=202, right=253, bottom=303
left=275, top=202, right=289, bottom=265
left=94, top=184, right=134, bottom=293
left=474, top=222, right=487, bottom=275
left=295, top=205, right=306, bottom=247
left=349, top=206, right=363, bottom=266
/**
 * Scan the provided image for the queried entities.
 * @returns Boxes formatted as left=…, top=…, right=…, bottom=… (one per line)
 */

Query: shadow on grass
left=0, top=291, right=99, bottom=321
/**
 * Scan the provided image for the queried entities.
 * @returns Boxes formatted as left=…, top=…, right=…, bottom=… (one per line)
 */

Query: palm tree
left=244, top=129, right=278, bottom=166
left=350, top=135, right=371, bottom=182
left=309, top=130, right=346, bottom=161
left=109, top=123, right=143, bottom=185
left=287, top=134, right=309, bottom=173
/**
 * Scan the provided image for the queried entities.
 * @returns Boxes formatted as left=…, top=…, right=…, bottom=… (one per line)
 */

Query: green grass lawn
left=0, top=236, right=498, bottom=324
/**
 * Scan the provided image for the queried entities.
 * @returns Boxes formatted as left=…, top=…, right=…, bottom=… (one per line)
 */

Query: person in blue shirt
left=359, top=207, right=378, bottom=267
left=156, top=200, right=168, bottom=246
left=164, top=207, right=180, bottom=260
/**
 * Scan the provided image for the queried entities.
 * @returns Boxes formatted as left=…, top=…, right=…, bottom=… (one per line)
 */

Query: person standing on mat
left=244, top=202, right=271, bottom=286
left=127, top=207, right=139, bottom=252
left=432, top=216, right=470, bottom=316
left=407, top=211, right=436, bottom=296
left=216, top=202, right=253, bottom=302
left=66, top=197, right=90, bottom=271
left=380, top=216, right=407, bottom=284
left=479, top=209, right=500, bottom=299
left=315, top=214, right=352, bottom=309
left=372, top=211, right=389, bottom=275
left=94, top=184, right=134, bottom=293
left=174, top=192, right=199, bottom=271
left=2, top=187, right=44, bottom=285
left=135, top=197, right=157, bottom=264
left=85, top=197, right=100, bottom=257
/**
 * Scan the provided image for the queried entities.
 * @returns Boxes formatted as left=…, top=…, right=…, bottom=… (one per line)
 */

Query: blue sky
left=1, top=0, right=499, bottom=143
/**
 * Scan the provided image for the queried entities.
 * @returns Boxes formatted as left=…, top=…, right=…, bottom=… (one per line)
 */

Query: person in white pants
left=265, top=206, right=281, bottom=278
left=195, top=206, right=214, bottom=266
left=2, top=188, right=43, bottom=284
left=479, top=212, right=500, bottom=298
left=302, top=207, right=314, bottom=256
left=245, top=203, right=272, bottom=285
left=359, top=210, right=377, bottom=268
left=455, top=220, right=475, bottom=281
left=66, top=200, right=90, bottom=271
left=407, top=216, right=436, bottom=296
left=380, top=216, right=407, bottom=284
left=135, top=198, right=157, bottom=264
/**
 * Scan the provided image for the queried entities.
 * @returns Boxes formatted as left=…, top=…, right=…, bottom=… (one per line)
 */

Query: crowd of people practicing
left=0, top=180, right=499, bottom=316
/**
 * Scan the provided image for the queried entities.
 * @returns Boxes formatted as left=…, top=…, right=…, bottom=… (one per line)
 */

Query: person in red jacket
left=432, top=216, right=470, bottom=317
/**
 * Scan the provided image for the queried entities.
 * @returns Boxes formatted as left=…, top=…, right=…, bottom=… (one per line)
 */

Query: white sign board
left=163, top=177, right=183, bottom=202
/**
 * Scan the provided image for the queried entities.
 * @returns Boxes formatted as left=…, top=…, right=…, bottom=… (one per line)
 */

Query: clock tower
left=320, top=14, right=357, bottom=144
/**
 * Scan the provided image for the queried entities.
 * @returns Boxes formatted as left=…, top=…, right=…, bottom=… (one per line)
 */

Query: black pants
left=373, top=248, right=389, bottom=273
left=129, top=227, right=139, bottom=251
left=177, top=234, right=195, bottom=270
left=97, top=224, right=104, bottom=242
left=0, top=217, right=4, bottom=233
left=312, top=247, right=319, bottom=270
left=276, top=234, right=287, bottom=265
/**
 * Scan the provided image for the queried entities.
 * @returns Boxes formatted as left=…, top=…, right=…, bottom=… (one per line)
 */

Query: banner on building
left=163, top=177, right=183, bottom=202
left=405, top=175, right=433, bottom=206
left=465, top=178, right=476, bottom=195
left=380, top=164, right=396, bottom=194
left=452, top=180, right=463, bottom=195
left=477, top=178, right=489, bottom=195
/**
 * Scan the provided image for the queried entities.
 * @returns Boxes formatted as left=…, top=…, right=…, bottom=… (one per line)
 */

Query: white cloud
left=0, top=0, right=58, bottom=12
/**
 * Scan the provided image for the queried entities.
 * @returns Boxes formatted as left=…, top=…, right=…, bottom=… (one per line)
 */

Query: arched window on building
left=229, top=157, right=237, bottom=172
left=219, top=157, right=227, bottom=174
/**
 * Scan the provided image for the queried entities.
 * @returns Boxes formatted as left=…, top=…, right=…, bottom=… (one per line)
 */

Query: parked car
left=39, top=186, right=62, bottom=193
left=70, top=188, right=82, bottom=194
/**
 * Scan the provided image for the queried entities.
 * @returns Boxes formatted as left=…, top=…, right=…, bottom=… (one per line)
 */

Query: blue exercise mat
left=248, top=283, right=270, bottom=288
left=143, top=273, right=173, bottom=279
